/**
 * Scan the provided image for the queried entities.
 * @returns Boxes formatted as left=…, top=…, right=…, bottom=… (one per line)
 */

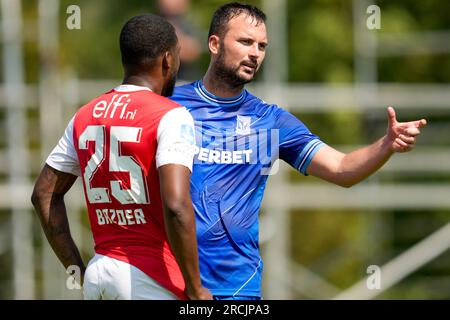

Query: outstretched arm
left=31, top=164, right=86, bottom=280
left=159, top=164, right=212, bottom=300
left=307, top=107, right=427, bottom=187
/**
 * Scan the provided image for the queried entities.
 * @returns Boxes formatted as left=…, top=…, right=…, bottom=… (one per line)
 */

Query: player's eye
left=259, top=43, right=267, bottom=51
left=239, top=39, right=252, bottom=45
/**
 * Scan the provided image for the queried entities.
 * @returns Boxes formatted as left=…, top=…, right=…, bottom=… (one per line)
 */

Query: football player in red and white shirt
left=31, top=14, right=211, bottom=300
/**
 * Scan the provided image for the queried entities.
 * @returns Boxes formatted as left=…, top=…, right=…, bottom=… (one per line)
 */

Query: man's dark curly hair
left=120, top=14, right=177, bottom=67
left=208, top=2, right=266, bottom=39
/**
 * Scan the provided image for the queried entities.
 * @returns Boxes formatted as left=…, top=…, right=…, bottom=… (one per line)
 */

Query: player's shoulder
left=244, top=90, right=305, bottom=130
left=147, top=92, right=183, bottom=109
left=244, top=90, right=284, bottom=117
left=172, top=81, right=197, bottom=98
left=172, top=81, right=198, bottom=96
left=135, top=92, right=188, bottom=123
left=118, top=87, right=182, bottom=109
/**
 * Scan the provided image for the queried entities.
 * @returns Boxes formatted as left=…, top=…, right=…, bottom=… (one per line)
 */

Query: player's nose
left=248, top=43, right=260, bottom=59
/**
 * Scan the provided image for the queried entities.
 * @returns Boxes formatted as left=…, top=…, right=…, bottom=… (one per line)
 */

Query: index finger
left=415, top=119, right=427, bottom=128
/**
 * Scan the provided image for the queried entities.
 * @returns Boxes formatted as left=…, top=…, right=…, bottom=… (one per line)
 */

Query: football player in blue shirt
left=170, top=2, right=427, bottom=300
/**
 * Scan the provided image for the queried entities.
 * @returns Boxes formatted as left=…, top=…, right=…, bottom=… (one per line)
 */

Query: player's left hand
left=386, top=106, right=427, bottom=153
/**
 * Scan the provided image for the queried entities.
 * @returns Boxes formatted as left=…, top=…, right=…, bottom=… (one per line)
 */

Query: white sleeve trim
left=156, top=107, right=196, bottom=172
left=46, top=116, right=81, bottom=176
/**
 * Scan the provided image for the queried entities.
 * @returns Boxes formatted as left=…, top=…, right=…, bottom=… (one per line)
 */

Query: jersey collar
left=114, top=84, right=152, bottom=92
left=195, top=80, right=246, bottom=107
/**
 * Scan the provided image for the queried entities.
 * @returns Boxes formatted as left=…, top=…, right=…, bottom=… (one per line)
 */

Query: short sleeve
left=277, top=108, right=325, bottom=175
left=156, top=107, right=196, bottom=171
left=46, top=116, right=81, bottom=176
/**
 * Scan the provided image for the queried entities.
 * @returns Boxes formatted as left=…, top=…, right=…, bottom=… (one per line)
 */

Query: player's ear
left=162, top=51, right=174, bottom=79
left=208, top=35, right=220, bottom=55
left=162, top=47, right=180, bottom=74
left=162, top=51, right=172, bottom=73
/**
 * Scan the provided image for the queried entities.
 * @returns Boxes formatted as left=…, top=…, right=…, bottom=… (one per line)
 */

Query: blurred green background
left=0, top=0, right=449, bottom=299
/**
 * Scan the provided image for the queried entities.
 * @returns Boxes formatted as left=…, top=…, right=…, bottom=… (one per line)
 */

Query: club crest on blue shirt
left=236, top=115, right=251, bottom=135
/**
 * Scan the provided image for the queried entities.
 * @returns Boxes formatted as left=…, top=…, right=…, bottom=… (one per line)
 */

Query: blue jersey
left=170, top=80, right=324, bottom=297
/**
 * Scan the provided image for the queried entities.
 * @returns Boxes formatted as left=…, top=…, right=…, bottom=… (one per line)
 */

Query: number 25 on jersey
left=79, top=125, right=149, bottom=205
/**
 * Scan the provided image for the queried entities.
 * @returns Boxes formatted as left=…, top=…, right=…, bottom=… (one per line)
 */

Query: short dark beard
left=161, top=70, right=177, bottom=97
left=214, top=44, right=255, bottom=89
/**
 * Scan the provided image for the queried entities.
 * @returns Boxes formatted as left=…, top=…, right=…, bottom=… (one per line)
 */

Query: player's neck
left=202, top=70, right=244, bottom=98
left=122, top=75, right=161, bottom=95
